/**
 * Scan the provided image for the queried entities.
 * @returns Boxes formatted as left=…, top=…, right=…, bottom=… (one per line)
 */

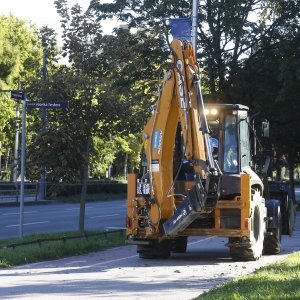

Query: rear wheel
left=137, top=240, right=171, bottom=259
left=264, top=207, right=282, bottom=255
left=229, top=189, right=266, bottom=261
left=263, top=228, right=281, bottom=254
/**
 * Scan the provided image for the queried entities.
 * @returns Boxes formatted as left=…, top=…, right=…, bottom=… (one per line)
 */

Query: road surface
left=1, top=212, right=300, bottom=299
left=0, top=200, right=126, bottom=239
left=1, top=186, right=299, bottom=239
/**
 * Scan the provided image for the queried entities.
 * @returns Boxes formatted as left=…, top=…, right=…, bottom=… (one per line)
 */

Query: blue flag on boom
left=169, top=18, right=192, bottom=41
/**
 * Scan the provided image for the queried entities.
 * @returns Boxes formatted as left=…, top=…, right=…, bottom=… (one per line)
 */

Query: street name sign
left=27, top=102, right=69, bottom=109
left=11, top=90, right=25, bottom=100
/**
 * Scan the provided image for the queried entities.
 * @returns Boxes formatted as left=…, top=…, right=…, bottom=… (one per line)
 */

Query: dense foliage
left=90, top=0, right=300, bottom=174
left=1, top=0, right=299, bottom=185
left=0, top=15, right=42, bottom=179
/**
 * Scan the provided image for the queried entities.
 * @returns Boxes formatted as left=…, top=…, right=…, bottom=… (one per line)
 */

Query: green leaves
left=0, top=16, right=42, bottom=85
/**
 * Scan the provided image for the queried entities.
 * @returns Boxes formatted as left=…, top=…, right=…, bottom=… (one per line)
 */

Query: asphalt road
left=1, top=213, right=300, bottom=299
left=1, top=187, right=299, bottom=239
left=0, top=200, right=127, bottom=239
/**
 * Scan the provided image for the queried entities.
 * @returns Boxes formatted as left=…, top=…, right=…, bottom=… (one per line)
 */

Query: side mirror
left=262, top=120, right=269, bottom=138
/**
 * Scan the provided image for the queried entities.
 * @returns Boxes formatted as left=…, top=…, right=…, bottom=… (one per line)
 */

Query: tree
left=90, top=1, right=299, bottom=99
left=0, top=15, right=42, bottom=178
left=90, top=0, right=300, bottom=172
left=227, top=1, right=300, bottom=189
left=0, top=15, right=42, bottom=87
left=27, top=66, right=85, bottom=182
left=54, top=0, right=123, bottom=232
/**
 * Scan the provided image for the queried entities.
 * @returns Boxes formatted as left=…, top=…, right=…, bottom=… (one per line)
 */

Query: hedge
left=47, top=182, right=127, bottom=197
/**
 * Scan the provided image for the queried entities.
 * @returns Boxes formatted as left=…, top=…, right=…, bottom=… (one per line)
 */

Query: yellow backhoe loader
left=126, top=38, right=295, bottom=261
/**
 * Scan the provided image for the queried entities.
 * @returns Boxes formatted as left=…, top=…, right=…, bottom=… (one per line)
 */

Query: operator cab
left=206, top=104, right=251, bottom=197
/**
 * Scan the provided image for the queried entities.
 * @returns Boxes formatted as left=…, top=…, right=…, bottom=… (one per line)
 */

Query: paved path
left=1, top=213, right=299, bottom=299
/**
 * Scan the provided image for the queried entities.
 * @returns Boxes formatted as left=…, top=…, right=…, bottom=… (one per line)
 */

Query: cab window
left=223, top=114, right=238, bottom=173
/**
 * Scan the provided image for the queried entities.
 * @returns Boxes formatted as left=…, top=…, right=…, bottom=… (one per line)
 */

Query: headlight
left=211, top=108, right=218, bottom=115
left=205, top=108, right=218, bottom=115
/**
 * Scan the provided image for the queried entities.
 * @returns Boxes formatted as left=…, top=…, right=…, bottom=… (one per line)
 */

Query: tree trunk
left=124, top=152, right=128, bottom=179
left=0, top=141, right=2, bottom=173
left=5, top=148, right=10, bottom=170
left=79, top=135, right=91, bottom=233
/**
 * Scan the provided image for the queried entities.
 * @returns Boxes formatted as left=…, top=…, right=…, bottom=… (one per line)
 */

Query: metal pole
left=13, top=81, right=21, bottom=201
left=19, top=92, right=26, bottom=238
left=38, top=52, right=47, bottom=200
left=192, top=0, right=199, bottom=56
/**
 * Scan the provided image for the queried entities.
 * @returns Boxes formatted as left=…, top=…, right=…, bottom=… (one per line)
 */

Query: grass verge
left=48, top=193, right=126, bottom=203
left=197, top=251, right=300, bottom=299
left=0, top=230, right=126, bottom=268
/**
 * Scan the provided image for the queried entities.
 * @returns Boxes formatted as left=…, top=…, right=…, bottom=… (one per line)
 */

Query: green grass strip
left=198, top=251, right=300, bottom=299
left=0, top=230, right=126, bottom=268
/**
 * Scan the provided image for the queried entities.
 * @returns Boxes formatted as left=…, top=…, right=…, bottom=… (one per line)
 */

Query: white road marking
left=90, top=206, right=126, bottom=210
left=90, top=214, right=120, bottom=219
left=66, top=208, right=79, bottom=211
left=106, top=226, right=126, bottom=230
left=5, top=221, right=49, bottom=228
left=93, top=254, right=138, bottom=267
left=188, top=237, right=215, bottom=246
left=2, top=211, right=37, bottom=216
left=65, top=260, right=87, bottom=265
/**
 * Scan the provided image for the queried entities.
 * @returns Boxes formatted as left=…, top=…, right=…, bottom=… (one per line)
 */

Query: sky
left=0, top=0, right=118, bottom=39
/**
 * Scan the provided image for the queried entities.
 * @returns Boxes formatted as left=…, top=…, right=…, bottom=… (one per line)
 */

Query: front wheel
left=172, top=236, right=188, bottom=253
left=137, top=240, right=171, bottom=259
left=230, top=189, right=266, bottom=261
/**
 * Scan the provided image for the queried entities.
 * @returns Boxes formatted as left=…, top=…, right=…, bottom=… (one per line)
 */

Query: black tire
left=263, top=228, right=281, bottom=254
left=172, top=236, right=188, bottom=253
left=137, top=240, right=171, bottom=259
left=281, top=195, right=290, bottom=235
left=229, top=189, right=266, bottom=261
left=264, top=208, right=282, bottom=255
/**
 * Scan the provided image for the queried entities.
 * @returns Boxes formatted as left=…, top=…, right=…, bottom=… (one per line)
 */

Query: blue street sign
left=27, top=102, right=69, bottom=109
left=11, top=90, right=25, bottom=100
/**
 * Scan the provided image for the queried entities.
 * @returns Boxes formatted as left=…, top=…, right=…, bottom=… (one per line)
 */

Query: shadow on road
left=1, top=215, right=300, bottom=299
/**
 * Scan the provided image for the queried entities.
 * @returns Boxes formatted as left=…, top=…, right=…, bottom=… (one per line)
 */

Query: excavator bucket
left=163, top=178, right=207, bottom=236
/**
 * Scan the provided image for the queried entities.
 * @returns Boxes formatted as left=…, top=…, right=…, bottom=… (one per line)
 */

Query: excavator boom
left=127, top=40, right=220, bottom=240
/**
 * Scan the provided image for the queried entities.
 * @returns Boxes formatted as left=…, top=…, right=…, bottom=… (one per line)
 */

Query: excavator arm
left=127, top=39, right=220, bottom=240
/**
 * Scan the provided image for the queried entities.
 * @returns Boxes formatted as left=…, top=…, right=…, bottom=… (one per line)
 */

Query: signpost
left=1, top=86, right=69, bottom=238
left=19, top=91, right=26, bottom=238
left=4, top=89, right=69, bottom=237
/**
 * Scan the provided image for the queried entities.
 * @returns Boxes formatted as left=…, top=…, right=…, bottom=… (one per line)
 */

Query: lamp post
left=38, top=51, right=47, bottom=200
